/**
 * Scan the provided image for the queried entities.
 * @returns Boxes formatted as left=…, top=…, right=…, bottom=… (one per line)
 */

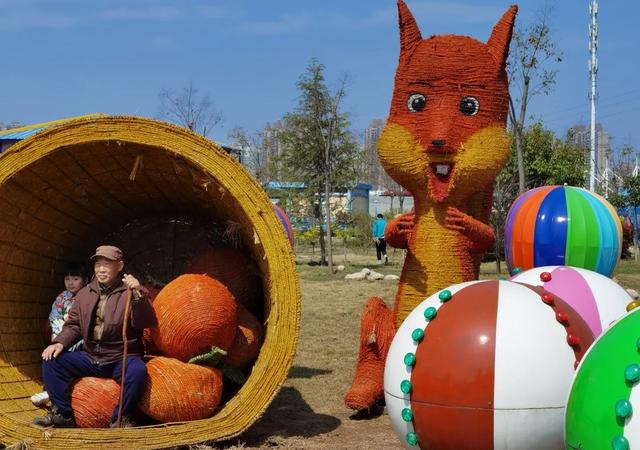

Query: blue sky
left=1, top=0, right=638, bottom=151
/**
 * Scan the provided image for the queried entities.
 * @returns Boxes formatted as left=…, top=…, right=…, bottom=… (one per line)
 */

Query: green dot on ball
left=401, top=408, right=413, bottom=422
left=411, top=328, right=424, bottom=342
left=400, top=379, right=412, bottom=394
left=438, top=290, right=452, bottom=302
left=404, top=352, right=416, bottom=367
left=424, top=307, right=437, bottom=320
left=624, top=363, right=640, bottom=383
left=612, top=435, right=629, bottom=450
left=406, top=431, right=419, bottom=446
left=615, top=399, right=633, bottom=419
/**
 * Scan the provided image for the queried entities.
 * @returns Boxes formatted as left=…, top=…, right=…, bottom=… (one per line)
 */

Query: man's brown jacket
left=53, top=278, right=155, bottom=364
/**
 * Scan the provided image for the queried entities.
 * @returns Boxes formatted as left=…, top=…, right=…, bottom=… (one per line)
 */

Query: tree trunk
left=399, top=194, right=405, bottom=213
left=325, top=178, right=333, bottom=274
left=516, top=77, right=530, bottom=194
left=316, top=199, right=327, bottom=266
left=389, top=194, right=395, bottom=214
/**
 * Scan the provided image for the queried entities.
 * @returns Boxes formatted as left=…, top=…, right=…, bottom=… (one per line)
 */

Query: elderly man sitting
left=33, top=245, right=155, bottom=428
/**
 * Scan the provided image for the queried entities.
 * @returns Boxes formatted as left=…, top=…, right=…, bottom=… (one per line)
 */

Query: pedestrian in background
left=372, top=213, right=388, bottom=264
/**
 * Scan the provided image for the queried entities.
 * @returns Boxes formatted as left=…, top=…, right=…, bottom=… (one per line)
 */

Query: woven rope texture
left=0, top=116, right=300, bottom=449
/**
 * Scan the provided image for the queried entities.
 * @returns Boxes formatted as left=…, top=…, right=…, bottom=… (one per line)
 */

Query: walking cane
left=115, top=288, right=133, bottom=428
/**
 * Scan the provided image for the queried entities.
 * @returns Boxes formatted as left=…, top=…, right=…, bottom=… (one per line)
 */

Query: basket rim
left=0, top=115, right=300, bottom=449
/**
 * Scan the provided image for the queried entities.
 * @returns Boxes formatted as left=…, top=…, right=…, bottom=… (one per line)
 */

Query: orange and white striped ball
left=384, top=280, right=594, bottom=449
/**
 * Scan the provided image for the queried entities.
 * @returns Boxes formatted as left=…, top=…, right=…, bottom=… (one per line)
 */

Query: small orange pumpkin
left=139, top=357, right=223, bottom=422
left=70, top=377, right=119, bottom=428
left=225, top=304, right=264, bottom=369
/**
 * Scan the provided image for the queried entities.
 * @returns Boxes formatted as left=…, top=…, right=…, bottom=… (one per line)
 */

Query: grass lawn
left=211, top=252, right=640, bottom=449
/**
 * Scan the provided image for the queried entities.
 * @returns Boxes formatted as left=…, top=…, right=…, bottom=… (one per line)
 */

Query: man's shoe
left=384, top=255, right=389, bottom=264
left=110, top=415, right=136, bottom=428
left=33, top=407, right=75, bottom=428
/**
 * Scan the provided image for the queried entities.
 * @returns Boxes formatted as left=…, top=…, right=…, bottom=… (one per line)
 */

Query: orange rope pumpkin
left=186, top=247, right=261, bottom=312
left=151, top=274, right=237, bottom=361
left=139, top=357, right=223, bottom=422
left=70, top=377, right=120, bottom=428
left=142, top=284, right=161, bottom=355
left=225, top=304, right=264, bottom=369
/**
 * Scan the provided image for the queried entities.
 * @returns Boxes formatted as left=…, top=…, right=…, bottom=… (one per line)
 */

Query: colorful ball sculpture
left=384, top=280, right=594, bottom=449
left=565, top=308, right=640, bottom=450
left=505, top=186, right=622, bottom=277
left=273, top=204, right=295, bottom=247
left=511, top=266, right=631, bottom=337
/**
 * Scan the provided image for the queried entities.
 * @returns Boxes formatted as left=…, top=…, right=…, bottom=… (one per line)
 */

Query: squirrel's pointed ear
left=398, top=0, right=422, bottom=58
left=487, top=5, right=518, bottom=71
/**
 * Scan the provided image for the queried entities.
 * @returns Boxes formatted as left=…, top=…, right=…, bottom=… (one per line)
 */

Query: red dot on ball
left=556, top=312, right=569, bottom=324
left=541, top=293, right=554, bottom=305
left=540, top=272, right=552, bottom=282
left=567, top=334, right=580, bottom=346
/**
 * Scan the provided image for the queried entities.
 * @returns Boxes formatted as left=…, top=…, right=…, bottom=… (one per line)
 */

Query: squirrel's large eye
left=459, top=96, right=479, bottom=115
left=407, top=93, right=426, bottom=112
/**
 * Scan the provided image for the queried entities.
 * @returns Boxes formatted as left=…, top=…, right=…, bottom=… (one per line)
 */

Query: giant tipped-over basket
left=0, top=116, right=300, bottom=449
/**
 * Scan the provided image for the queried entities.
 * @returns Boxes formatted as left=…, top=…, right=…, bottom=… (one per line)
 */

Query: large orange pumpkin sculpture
left=142, top=284, right=161, bottom=355
left=151, top=274, right=237, bottom=361
left=70, top=377, right=120, bottom=428
left=139, top=357, right=223, bottom=422
left=186, top=247, right=261, bottom=311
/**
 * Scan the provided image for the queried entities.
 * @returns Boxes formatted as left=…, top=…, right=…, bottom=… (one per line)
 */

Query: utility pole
left=588, top=0, right=599, bottom=192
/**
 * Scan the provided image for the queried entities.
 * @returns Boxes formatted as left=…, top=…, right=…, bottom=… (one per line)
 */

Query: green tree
left=277, top=59, right=361, bottom=270
left=508, top=6, right=562, bottom=193
left=492, top=122, right=588, bottom=268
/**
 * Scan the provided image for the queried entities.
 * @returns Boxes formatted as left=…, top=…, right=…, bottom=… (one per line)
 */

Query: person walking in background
left=372, top=213, right=388, bottom=264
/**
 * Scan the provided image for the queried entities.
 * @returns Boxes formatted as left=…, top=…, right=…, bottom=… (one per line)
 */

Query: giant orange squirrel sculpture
left=344, top=0, right=518, bottom=410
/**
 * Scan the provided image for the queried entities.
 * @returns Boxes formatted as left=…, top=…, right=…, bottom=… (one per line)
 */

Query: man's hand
left=122, top=274, right=141, bottom=292
left=42, top=343, right=64, bottom=360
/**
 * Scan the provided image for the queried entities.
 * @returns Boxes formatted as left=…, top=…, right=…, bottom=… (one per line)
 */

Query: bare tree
left=158, top=82, right=222, bottom=137
left=229, top=126, right=272, bottom=184
left=508, top=7, right=562, bottom=193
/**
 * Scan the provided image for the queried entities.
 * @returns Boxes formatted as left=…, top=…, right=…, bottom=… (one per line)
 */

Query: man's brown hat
left=90, top=245, right=123, bottom=262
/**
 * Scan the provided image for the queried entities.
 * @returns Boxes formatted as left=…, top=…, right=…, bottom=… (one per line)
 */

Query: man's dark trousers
left=43, top=351, right=147, bottom=422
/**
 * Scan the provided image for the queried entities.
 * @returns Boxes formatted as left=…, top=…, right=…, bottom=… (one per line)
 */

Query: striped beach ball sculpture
left=511, top=266, right=631, bottom=338
left=565, top=308, right=640, bottom=450
left=384, top=280, right=594, bottom=450
left=273, top=204, right=295, bottom=247
left=505, top=186, right=622, bottom=278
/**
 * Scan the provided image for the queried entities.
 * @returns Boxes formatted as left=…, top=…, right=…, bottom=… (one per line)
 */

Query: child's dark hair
left=64, top=262, right=88, bottom=279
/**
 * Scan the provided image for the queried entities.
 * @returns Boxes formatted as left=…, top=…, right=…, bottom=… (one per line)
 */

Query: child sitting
left=31, top=262, right=88, bottom=407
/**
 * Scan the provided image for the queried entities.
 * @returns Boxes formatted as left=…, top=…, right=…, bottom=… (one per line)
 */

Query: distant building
left=263, top=121, right=286, bottom=179
left=364, top=119, right=385, bottom=190
left=568, top=123, right=611, bottom=188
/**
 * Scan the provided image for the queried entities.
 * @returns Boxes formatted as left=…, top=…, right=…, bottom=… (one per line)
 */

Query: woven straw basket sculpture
left=0, top=116, right=300, bottom=449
